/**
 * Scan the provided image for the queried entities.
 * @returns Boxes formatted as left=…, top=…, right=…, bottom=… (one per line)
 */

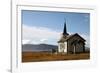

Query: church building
left=58, top=21, right=86, bottom=54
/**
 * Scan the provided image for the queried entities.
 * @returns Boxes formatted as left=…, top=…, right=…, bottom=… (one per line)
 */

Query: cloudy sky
left=22, top=10, right=90, bottom=47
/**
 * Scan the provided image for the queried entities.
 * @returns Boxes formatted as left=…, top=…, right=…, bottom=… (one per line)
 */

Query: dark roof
left=63, top=21, right=69, bottom=35
left=58, top=33, right=85, bottom=43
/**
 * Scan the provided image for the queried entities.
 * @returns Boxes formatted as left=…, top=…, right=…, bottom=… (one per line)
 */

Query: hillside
left=22, top=44, right=58, bottom=52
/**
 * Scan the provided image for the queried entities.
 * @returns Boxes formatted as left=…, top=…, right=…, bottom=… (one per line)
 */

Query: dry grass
left=22, top=52, right=90, bottom=62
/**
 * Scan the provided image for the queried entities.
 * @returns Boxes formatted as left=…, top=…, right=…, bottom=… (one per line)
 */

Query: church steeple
left=63, top=19, right=69, bottom=35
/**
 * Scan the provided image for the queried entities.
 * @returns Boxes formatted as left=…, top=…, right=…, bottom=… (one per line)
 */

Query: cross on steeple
left=63, top=19, right=69, bottom=35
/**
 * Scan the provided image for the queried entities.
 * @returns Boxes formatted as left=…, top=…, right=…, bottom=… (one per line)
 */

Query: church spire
left=63, top=19, right=69, bottom=35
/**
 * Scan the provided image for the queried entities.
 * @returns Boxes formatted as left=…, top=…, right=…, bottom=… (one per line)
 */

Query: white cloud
left=22, top=40, right=30, bottom=44
left=40, top=39, right=47, bottom=42
left=22, top=25, right=61, bottom=44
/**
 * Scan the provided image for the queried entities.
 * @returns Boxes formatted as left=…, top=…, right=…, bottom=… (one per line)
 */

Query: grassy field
left=22, top=52, right=90, bottom=62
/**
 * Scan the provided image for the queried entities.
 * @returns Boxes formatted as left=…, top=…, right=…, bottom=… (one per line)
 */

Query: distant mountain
left=22, top=44, right=58, bottom=52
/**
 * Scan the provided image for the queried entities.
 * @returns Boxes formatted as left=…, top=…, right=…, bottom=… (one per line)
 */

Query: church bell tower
left=62, top=20, right=69, bottom=38
left=58, top=19, right=69, bottom=53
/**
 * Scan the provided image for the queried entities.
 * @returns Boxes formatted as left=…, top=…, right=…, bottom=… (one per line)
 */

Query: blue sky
left=22, top=10, right=90, bottom=47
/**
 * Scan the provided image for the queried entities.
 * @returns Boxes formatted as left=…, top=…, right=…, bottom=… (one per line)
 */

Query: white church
left=57, top=21, right=86, bottom=54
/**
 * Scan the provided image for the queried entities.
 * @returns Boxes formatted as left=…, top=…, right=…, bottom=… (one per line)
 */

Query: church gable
left=65, top=33, right=85, bottom=54
left=67, top=33, right=85, bottom=42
